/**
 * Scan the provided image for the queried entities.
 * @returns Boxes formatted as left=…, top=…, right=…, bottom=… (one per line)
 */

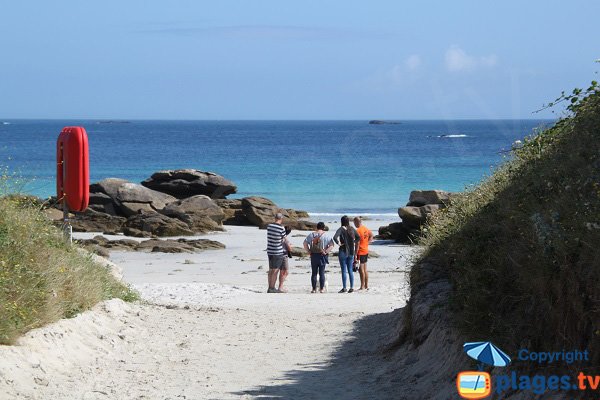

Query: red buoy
left=57, top=126, right=89, bottom=212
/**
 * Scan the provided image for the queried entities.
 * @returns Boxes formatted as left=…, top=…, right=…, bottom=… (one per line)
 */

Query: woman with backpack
left=333, top=215, right=360, bottom=293
left=303, top=222, right=335, bottom=293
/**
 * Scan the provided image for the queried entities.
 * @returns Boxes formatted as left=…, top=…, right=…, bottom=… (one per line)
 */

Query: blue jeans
left=339, top=249, right=354, bottom=289
left=310, top=253, right=328, bottom=290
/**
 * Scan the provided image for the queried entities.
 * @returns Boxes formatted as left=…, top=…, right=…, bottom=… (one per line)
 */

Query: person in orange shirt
left=353, top=216, right=373, bottom=290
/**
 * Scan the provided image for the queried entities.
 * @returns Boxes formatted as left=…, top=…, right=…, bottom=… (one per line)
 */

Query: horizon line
left=1, top=117, right=556, bottom=122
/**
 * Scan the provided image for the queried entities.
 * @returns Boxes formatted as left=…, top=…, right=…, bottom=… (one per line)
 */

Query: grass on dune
left=0, top=190, right=138, bottom=345
left=413, top=86, right=600, bottom=370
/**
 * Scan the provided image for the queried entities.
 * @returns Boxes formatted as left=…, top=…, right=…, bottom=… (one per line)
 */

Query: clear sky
left=0, top=1, right=598, bottom=120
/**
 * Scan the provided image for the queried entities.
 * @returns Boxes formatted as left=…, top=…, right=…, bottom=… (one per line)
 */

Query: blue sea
left=0, top=119, right=552, bottom=215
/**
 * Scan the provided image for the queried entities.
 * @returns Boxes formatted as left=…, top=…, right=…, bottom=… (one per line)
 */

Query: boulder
left=80, top=235, right=110, bottom=246
left=398, top=204, right=441, bottom=229
left=240, top=196, right=320, bottom=230
left=76, top=235, right=137, bottom=252
left=241, top=196, right=284, bottom=228
left=116, top=182, right=175, bottom=207
left=377, top=222, right=417, bottom=243
left=124, top=212, right=194, bottom=237
left=69, top=209, right=126, bottom=233
left=284, top=220, right=321, bottom=231
left=141, top=169, right=237, bottom=199
left=215, top=197, right=312, bottom=228
left=122, top=227, right=154, bottom=238
left=116, top=182, right=176, bottom=216
left=150, top=241, right=196, bottom=253
left=120, top=202, right=155, bottom=216
left=177, top=238, right=226, bottom=251
left=85, top=245, right=110, bottom=258
left=90, top=178, right=129, bottom=200
left=398, top=206, right=422, bottom=228
left=88, top=192, right=118, bottom=215
left=286, top=209, right=310, bottom=219
left=215, top=199, right=242, bottom=209
left=137, top=238, right=226, bottom=253
left=407, top=190, right=452, bottom=207
left=378, top=189, right=455, bottom=244
left=77, top=236, right=225, bottom=253
left=216, top=199, right=252, bottom=226
left=161, top=195, right=225, bottom=233
left=88, top=179, right=177, bottom=217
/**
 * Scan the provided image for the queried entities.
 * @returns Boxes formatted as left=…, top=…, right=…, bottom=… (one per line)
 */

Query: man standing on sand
left=354, top=216, right=373, bottom=290
left=266, top=213, right=291, bottom=293
left=304, top=222, right=334, bottom=293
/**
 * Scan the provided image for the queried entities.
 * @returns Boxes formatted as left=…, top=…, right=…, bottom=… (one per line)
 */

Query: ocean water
left=0, top=119, right=551, bottom=215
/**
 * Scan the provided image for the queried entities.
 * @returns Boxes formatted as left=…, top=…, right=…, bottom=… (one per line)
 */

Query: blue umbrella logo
left=463, top=341, right=511, bottom=368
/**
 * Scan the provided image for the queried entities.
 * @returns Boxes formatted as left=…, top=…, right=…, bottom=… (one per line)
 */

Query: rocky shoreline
left=47, top=169, right=317, bottom=239
left=41, top=168, right=454, bottom=251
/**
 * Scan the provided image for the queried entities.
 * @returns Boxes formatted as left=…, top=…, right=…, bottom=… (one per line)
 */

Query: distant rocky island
left=368, top=120, right=402, bottom=125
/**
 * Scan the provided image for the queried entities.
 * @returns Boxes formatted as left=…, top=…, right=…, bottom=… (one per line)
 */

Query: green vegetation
left=415, top=83, right=600, bottom=367
left=0, top=186, right=138, bottom=345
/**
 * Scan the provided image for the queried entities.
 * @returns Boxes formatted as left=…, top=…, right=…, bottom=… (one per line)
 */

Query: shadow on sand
left=233, top=308, right=406, bottom=400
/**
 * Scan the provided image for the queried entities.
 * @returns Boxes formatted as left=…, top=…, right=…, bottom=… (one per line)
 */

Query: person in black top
left=333, top=215, right=360, bottom=293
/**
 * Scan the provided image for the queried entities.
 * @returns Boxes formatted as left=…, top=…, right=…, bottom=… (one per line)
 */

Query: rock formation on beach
left=77, top=235, right=226, bottom=255
left=378, top=190, right=454, bottom=243
left=241, top=196, right=318, bottom=230
left=88, top=178, right=176, bottom=216
left=51, top=169, right=313, bottom=237
left=141, top=169, right=237, bottom=199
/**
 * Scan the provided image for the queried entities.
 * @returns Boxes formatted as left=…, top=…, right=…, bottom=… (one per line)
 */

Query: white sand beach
left=0, top=220, right=420, bottom=399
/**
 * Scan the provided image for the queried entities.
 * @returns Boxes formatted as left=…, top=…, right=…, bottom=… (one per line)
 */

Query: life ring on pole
left=56, top=126, right=89, bottom=212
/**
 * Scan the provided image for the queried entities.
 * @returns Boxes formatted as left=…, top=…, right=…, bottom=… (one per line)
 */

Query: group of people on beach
left=266, top=213, right=373, bottom=293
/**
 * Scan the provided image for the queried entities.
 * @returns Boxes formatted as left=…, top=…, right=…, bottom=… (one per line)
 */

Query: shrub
left=0, top=192, right=138, bottom=345
left=415, top=85, right=600, bottom=369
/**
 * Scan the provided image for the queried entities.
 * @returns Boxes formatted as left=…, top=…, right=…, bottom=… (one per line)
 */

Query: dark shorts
left=359, top=254, right=368, bottom=263
left=268, top=254, right=288, bottom=270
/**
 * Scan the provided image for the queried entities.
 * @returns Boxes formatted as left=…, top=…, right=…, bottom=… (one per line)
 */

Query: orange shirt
left=356, top=225, right=372, bottom=255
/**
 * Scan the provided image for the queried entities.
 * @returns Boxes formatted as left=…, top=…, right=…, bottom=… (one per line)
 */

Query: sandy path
left=0, top=222, right=418, bottom=399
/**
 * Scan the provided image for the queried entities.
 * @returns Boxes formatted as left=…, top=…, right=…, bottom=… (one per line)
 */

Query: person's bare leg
left=278, top=268, right=288, bottom=292
left=363, top=262, right=369, bottom=289
left=268, top=269, right=278, bottom=289
left=358, top=264, right=366, bottom=290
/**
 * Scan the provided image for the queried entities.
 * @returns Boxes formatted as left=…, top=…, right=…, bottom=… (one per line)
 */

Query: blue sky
left=0, top=1, right=598, bottom=119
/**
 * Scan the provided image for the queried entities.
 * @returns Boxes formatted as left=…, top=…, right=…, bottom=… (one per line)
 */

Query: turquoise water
left=0, top=119, right=551, bottom=214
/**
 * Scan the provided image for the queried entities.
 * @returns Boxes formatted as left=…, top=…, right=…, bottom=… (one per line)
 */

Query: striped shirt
left=266, top=223, right=286, bottom=255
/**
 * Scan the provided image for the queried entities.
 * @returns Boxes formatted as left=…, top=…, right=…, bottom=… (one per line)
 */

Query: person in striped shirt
left=266, top=212, right=291, bottom=293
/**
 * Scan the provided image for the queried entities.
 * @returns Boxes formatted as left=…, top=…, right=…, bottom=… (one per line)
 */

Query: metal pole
left=61, top=144, right=72, bottom=244
left=63, top=201, right=72, bottom=244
